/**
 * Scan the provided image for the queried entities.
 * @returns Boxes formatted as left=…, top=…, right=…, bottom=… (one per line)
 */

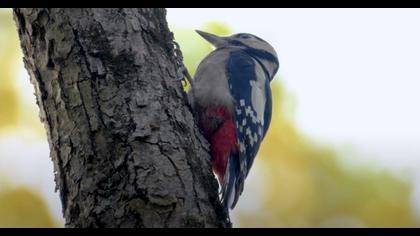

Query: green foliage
left=0, top=9, right=45, bottom=137
left=0, top=187, right=58, bottom=227
left=0, top=10, right=20, bottom=130
left=171, top=22, right=232, bottom=76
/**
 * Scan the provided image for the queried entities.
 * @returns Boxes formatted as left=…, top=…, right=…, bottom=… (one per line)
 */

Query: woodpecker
left=188, top=30, right=279, bottom=210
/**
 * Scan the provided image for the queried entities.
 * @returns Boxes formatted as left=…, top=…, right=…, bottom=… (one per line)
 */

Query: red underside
left=199, top=106, right=238, bottom=182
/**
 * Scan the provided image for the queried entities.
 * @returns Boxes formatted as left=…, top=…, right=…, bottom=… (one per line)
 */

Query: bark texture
left=13, top=8, right=230, bottom=228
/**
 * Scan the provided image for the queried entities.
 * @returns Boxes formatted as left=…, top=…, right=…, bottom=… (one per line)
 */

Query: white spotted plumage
left=189, top=30, right=279, bottom=210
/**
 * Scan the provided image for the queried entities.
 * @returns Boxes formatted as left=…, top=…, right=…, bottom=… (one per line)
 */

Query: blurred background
left=0, top=8, right=420, bottom=227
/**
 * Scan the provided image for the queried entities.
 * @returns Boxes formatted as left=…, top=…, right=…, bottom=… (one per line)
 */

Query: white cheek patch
left=250, top=79, right=266, bottom=126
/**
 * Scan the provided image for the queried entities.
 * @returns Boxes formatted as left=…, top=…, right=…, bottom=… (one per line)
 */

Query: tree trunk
left=13, top=8, right=230, bottom=228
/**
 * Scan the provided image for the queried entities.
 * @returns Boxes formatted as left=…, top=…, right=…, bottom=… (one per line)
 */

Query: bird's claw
left=176, top=66, right=194, bottom=86
left=176, top=67, right=186, bottom=81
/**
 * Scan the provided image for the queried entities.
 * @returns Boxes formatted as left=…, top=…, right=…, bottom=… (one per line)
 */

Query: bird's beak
left=196, top=30, right=228, bottom=48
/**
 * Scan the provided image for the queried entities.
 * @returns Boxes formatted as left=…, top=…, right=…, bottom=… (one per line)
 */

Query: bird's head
left=196, top=30, right=279, bottom=79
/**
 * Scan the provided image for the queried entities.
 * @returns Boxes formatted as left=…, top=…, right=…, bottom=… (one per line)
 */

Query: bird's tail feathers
left=221, top=157, right=243, bottom=210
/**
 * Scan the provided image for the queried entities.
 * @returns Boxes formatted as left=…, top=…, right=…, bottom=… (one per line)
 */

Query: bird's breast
left=191, top=49, right=235, bottom=111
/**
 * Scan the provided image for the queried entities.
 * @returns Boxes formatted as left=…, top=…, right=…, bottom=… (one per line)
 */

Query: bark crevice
left=13, top=8, right=230, bottom=228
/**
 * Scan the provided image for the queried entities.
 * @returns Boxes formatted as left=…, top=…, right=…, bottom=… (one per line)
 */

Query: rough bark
left=13, top=8, right=230, bottom=228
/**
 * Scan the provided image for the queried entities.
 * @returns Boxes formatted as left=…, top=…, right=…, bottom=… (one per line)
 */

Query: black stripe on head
left=248, top=48, right=279, bottom=81
left=244, top=46, right=279, bottom=79
left=229, top=39, right=276, bottom=62
left=245, top=47, right=278, bottom=66
left=228, top=39, right=279, bottom=79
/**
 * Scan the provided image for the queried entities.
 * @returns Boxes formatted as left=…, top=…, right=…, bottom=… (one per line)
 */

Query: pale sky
left=167, top=8, right=420, bottom=171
